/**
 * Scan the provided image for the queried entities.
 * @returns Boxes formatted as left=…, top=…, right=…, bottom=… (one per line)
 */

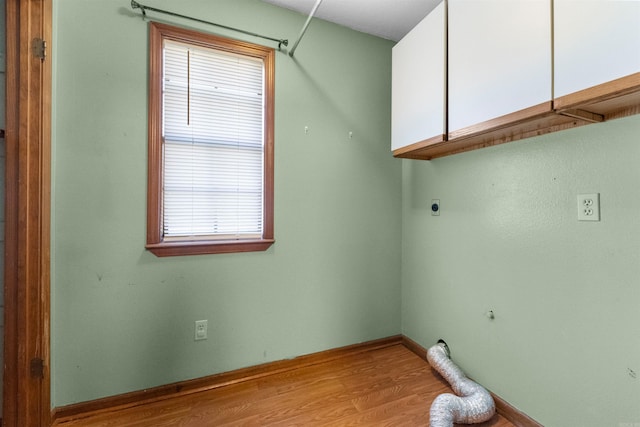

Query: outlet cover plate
left=577, top=193, right=600, bottom=221
left=195, top=320, right=208, bottom=341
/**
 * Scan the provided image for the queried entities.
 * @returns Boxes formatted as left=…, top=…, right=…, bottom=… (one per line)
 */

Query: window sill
left=146, top=238, right=275, bottom=257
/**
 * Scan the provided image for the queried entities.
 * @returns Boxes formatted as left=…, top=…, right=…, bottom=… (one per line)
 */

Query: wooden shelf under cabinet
left=391, top=134, right=446, bottom=160
left=554, top=73, right=640, bottom=120
left=394, top=72, right=640, bottom=161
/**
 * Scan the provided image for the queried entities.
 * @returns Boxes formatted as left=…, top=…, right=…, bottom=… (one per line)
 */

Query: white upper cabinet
left=448, top=0, right=552, bottom=137
left=392, top=1, right=446, bottom=153
left=391, top=0, right=640, bottom=160
left=554, top=0, right=640, bottom=99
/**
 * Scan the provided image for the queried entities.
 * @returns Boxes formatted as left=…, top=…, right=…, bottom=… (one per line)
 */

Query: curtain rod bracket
left=131, top=0, right=146, bottom=19
left=129, top=0, right=288, bottom=49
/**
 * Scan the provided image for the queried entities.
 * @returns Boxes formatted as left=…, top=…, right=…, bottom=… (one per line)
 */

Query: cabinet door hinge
left=32, top=38, right=47, bottom=60
left=30, top=357, right=45, bottom=379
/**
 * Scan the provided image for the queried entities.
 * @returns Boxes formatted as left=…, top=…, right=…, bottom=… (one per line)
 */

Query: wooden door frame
left=3, top=0, right=52, bottom=426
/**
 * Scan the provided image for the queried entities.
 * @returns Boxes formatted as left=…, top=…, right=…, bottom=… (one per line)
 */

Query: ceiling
left=260, top=0, right=441, bottom=42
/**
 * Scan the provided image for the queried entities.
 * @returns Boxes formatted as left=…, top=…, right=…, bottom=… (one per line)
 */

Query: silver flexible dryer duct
left=427, top=341, right=496, bottom=427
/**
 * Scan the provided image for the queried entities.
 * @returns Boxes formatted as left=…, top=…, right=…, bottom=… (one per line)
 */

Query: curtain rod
left=130, top=0, right=289, bottom=49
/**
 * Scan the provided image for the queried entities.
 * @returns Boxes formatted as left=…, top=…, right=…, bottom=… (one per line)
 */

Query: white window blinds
left=162, top=40, right=265, bottom=239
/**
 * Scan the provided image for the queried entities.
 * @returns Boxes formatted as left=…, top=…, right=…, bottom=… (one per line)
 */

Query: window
left=146, top=22, right=275, bottom=256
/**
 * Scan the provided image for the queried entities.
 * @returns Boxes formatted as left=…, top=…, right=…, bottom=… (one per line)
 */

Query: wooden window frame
left=146, top=23, right=275, bottom=257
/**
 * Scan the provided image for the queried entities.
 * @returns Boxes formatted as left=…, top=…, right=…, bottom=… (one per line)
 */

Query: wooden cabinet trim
left=554, top=72, right=640, bottom=112
left=392, top=134, right=446, bottom=159
left=448, top=101, right=553, bottom=141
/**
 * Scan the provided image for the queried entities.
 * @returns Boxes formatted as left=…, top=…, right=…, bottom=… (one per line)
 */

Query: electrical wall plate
left=577, top=193, right=600, bottom=221
left=431, top=199, right=440, bottom=216
left=195, top=320, right=208, bottom=341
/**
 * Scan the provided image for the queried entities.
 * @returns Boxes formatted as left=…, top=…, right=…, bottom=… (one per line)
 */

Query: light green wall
left=51, top=0, right=401, bottom=407
left=401, top=114, right=640, bottom=426
left=51, top=1, right=640, bottom=424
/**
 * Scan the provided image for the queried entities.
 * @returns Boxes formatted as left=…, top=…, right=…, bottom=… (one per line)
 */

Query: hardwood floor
left=55, top=344, right=517, bottom=426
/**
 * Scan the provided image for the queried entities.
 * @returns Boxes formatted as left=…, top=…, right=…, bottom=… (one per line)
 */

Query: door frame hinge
left=30, top=357, right=45, bottom=379
left=32, top=38, right=47, bottom=60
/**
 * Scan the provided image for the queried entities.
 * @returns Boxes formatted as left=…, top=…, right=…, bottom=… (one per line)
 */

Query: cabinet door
left=448, top=0, right=552, bottom=137
left=392, top=1, right=446, bottom=153
left=554, top=0, right=640, bottom=99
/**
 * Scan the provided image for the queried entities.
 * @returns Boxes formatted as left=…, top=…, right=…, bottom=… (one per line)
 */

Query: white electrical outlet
left=195, top=320, right=208, bottom=341
left=577, top=193, right=600, bottom=221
